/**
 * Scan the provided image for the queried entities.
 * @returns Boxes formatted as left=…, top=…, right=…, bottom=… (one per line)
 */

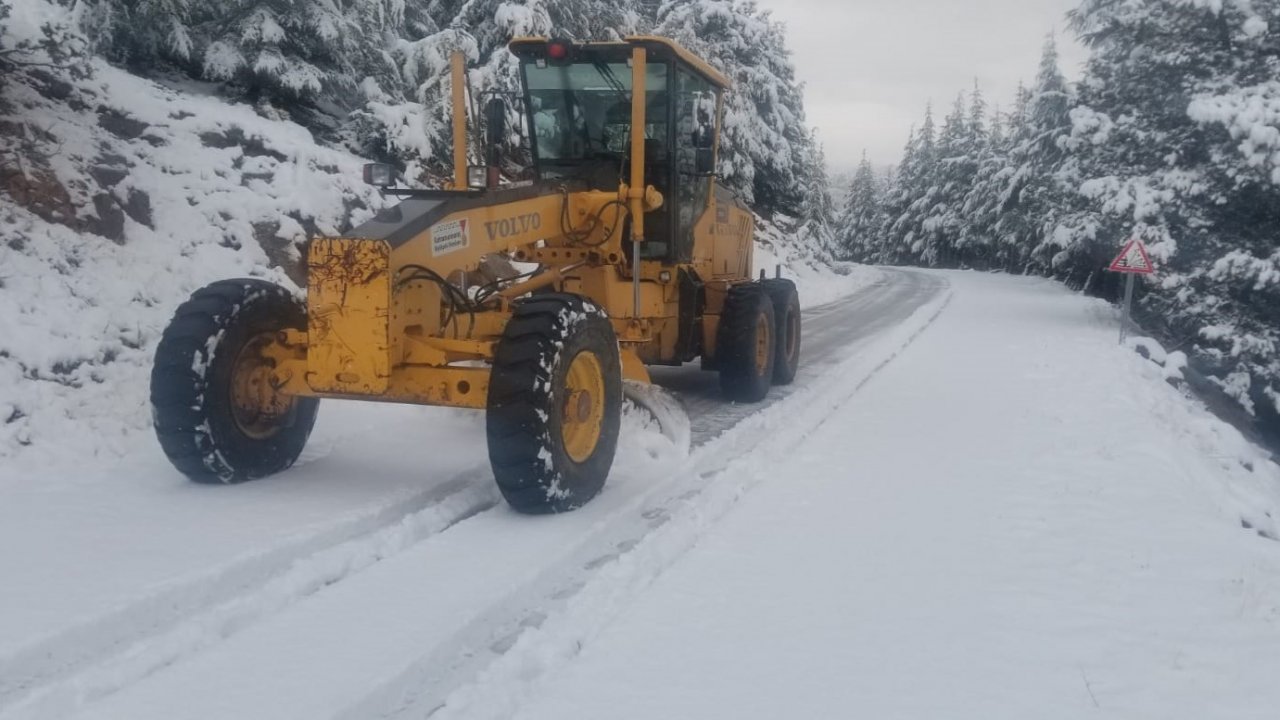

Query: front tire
left=150, top=279, right=319, bottom=483
left=486, top=293, right=622, bottom=514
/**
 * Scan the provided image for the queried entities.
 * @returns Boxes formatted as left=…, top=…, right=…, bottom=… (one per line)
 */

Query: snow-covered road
left=0, top=267, right=941, bottom=719
left=4, top=269, right=1278, bottom=720
left=505, top=271, right=1280, bottom=720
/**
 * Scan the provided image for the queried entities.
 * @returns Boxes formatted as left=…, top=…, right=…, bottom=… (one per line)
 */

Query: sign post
left=1119, top=273, right=1136, bottom=344
left=1106, top=237, right=1155, bottom=344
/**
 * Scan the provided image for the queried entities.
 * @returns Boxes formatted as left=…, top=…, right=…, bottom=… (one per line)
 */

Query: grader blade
left=622, top=380, right=692, bottom=457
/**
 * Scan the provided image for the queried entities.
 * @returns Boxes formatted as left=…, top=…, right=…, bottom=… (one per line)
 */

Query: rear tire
left=761, top=278, right=801, bottom=385
left=150, top=279, right=319, bottom=483
left=486, top=293, right=622, bottom=514
left=717, top=283, right=776, bottom=402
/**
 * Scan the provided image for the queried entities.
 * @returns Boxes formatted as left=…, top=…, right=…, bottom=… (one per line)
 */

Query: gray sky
left=752, top=0, right=1090, bottom=172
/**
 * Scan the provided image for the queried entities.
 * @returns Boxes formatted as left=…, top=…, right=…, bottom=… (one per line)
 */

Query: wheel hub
left=230, top=332, right=295, bottom=440
left=564, top=389, right=594, bottom=423
left=561, top=351, right=605, bottom=463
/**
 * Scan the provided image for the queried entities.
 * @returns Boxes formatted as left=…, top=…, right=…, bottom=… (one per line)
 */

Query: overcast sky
left=752, top=0, right=1090, bottom=173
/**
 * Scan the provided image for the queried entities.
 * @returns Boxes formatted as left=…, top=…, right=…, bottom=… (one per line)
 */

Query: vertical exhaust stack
left=450, top=51, right=468, bottom=191
left=629, top=46, right=647, bottom=319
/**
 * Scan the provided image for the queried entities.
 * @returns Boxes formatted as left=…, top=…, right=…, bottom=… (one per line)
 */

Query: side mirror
left=695, top=148, right=715, bottom=175
left=362, top=162, right=396, bottom=188
left=485, top=98, right=506, bottom=149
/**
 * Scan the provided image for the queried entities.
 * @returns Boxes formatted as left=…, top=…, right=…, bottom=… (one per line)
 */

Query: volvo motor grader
left=150, top=36, right=802, bottom=513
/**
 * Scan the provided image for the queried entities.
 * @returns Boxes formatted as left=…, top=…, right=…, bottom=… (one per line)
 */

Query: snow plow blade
left=622, top=380, right=692, bottom=457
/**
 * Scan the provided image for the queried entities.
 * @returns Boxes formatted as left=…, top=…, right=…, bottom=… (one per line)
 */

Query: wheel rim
left=754, top=313, right=771, bottom=376
left=230, top=332, right=295, bottom=440
left=561, top=350, right=606, bottom=463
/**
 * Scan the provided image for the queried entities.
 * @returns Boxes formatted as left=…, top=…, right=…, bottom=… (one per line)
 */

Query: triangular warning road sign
left=1108, top=238, right=1155, bottom=274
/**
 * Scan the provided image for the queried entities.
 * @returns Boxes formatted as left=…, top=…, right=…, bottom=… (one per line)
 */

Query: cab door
left=671, top=68, right=717, bottom=264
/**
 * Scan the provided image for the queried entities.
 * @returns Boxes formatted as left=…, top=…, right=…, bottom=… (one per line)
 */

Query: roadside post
left=1106, top=236, right=1155, bottom=344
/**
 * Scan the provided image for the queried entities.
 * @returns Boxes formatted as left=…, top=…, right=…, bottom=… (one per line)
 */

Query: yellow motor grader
left=150, top=36, right=802, bottom=513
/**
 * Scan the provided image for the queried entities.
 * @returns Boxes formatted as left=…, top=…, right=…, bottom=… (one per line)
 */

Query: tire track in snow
left=1, top=475, right=498, bottom=720
left=327, top=275, right=953, bottom=720
left=417, top=281, right=953, bottom=720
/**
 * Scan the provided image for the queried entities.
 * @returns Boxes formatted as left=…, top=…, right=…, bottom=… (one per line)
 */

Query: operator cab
left=509, top=37, right=728, bottom=264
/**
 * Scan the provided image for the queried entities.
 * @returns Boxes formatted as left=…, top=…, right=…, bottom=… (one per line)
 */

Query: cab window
left=673, top=69, right=717, bottom=262
left=524, top=62, right=669, bottom=164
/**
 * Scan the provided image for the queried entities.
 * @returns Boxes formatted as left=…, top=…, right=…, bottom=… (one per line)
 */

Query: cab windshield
left=523, top=61, right=669, bottom=164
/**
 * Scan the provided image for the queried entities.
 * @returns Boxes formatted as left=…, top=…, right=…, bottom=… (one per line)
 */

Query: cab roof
left=508, top=35, right=732, bottom=90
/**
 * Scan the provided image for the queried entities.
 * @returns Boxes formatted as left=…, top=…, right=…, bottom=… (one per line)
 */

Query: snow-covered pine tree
left=988, top=104, right=1004, bottom=147
left=82, top=0, right=196, bottom=68
left=208, top=1, right=405, bottom=104
left=984, top=83, right=1036, bottom=272
left=83, top=0, right=406, bottom=109
left=350, top=26, right=480, bottom=179
left=547, top=0, right=642, bottom=41
left=1013, top=35, right=1076, bottom=280
left=886, top=103, right=940, bottom=266
left=795, top=130, right=838, bottom=263
left=967, top=80, right=987, bottom=144
left=920, top=92, right=979, bottom=267
left=961, top=105, right=1011, bottom=270
left=876, top=125, right=917, bottom=265
left=838, top=151, right=886, bottom=262
left=1182, top=1, right=1280, bottom=409
left=1063, top=0, right=1280, bottom=420
left=954, top=81, right=994, bottom=267
left=451, top=0, right=552, bottom=60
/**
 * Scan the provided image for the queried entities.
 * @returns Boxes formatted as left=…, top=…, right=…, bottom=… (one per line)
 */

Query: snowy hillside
left=0, top=54, right=391, bottom=472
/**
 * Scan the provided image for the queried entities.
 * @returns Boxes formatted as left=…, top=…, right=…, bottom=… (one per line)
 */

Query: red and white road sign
left=1108, top=238, right=1155, bottom=274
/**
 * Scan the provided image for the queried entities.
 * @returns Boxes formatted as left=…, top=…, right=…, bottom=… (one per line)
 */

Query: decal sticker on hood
left=431, top=218, right=469, bottom=256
